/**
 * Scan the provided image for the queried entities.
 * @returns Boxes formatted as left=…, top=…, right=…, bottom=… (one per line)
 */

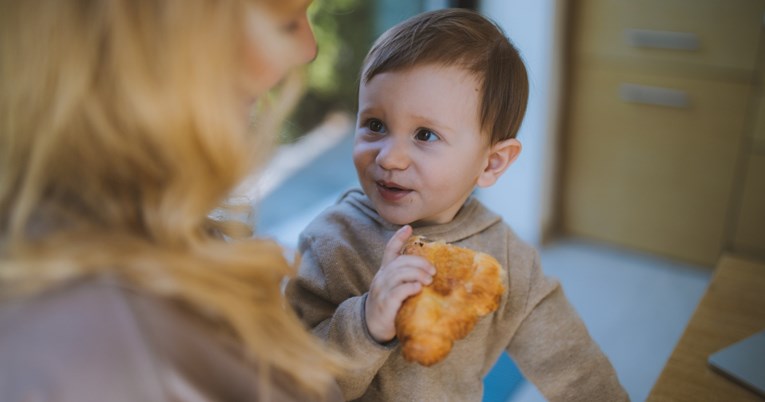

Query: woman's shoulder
left=0, top=277, right=339, bottom=401
left=0, top=277, right=172, bottom=401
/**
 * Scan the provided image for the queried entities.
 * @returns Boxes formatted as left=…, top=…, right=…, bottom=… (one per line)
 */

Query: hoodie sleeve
left=285, top=234, right=395, bottom=400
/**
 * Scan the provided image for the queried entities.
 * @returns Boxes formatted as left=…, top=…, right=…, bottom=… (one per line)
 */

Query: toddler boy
left=287, top=8, right=628, bottom=401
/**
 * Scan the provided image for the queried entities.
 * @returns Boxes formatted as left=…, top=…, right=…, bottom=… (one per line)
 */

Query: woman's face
left=244, top=1, right=317, bottom=97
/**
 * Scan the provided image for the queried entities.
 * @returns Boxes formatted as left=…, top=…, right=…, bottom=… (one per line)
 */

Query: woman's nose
left=376, top=137, right=410, bottom=170
left=296, top=16, right=317, bottom=65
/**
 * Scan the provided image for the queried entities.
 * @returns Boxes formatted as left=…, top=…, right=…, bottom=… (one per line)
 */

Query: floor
left=250, top=120, right=714, bottom=402
left=507, top=239, right=711, bottom=402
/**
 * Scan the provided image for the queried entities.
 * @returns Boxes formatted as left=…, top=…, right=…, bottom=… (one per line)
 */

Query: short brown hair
left=361, top=8, right=528, bottom=144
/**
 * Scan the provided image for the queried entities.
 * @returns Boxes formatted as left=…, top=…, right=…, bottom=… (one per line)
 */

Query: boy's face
left=353, top=64, right=495, bottom=226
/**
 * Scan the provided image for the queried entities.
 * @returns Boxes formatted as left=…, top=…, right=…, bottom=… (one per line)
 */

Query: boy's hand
left=365, top=225, right=436, bottom=344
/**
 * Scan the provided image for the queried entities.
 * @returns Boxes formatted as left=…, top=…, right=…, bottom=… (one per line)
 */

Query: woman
left=0, top=0, right=345, bottom=400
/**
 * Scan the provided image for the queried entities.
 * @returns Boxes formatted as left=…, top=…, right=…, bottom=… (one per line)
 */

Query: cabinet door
left=749, top=90, right=765, bottom=150
left=575, top=0, right=765, bottom=72
left=562, top=65, right=750, bottom=265
left=731, top=153, right=765, bottom=258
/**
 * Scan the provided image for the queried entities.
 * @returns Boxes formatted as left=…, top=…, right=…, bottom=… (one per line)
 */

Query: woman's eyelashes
left=282, top=20, right=299, bottom=33
left=281, top=12, right=310, bottom=35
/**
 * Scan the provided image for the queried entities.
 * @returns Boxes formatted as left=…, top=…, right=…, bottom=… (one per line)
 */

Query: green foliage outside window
left=281, top=0, right=374, bottom=143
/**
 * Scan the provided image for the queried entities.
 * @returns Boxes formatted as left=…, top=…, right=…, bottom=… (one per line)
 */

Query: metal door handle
left=625, top=29, right=700, bottom=51
left=619, top=83, right=690, bottom=108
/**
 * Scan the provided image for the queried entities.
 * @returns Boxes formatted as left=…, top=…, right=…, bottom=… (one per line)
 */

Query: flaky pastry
left=394, top=236, right=506, bottom=366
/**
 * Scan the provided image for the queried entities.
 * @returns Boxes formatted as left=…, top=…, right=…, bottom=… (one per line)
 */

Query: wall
left=478, top=0, right=565, bottom=245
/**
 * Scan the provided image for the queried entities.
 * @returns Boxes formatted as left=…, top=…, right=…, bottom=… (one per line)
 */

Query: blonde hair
left=0, top=0, right=345, bottom=397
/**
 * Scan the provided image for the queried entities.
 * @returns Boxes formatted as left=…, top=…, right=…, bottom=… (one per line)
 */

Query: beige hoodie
left=287, top=189, right=629, bottom=402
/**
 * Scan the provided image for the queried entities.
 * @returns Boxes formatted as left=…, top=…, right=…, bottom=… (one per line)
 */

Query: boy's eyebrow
left=410, top=113, right=451, bottom=131
left=357, top=105, right=381, bottom=116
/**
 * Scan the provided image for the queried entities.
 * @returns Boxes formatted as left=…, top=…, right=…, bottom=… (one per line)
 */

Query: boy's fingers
left=389, top=282, right=423, bottom=305
left=393, top=255, right=434, bottom=272
left=387, top=263, right=434, bottom=285
left=381, top=225, right=412, bottom=266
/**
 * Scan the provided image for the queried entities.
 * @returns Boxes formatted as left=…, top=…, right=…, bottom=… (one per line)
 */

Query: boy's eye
left=366, top=118, right=386, bottom=133
left=414, top=128, right=439, bottom=142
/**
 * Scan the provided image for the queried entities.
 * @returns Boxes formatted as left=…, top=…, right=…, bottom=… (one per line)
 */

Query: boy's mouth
left=376, top=180, right=412, bottom=202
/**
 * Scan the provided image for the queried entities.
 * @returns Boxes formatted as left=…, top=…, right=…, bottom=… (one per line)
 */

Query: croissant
left=394, top=236, right=506, bottom=366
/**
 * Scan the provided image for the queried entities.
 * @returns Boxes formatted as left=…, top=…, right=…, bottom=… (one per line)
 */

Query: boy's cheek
left=352, top=143, right=376, bottom=163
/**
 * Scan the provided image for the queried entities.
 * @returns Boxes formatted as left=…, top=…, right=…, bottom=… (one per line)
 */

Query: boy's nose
left=376, top=137, right=410, bottom=171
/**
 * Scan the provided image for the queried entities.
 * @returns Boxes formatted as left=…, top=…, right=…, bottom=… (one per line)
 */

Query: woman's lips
left=376, top=181, right=412, bottom=202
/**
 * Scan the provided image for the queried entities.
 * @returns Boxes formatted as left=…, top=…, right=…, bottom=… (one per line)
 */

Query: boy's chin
left=372, top=203, right=451, bottom=227
left=378, top=212, right=414, bottom=227
left=367, top=193, right=450, bottom=226
left=378, top=210, right=442, bottom=227
left=372, top=205, right=416, bottom=227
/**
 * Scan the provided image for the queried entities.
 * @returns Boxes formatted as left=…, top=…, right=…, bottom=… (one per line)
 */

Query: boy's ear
left=477, top=138, right=522, bottom=188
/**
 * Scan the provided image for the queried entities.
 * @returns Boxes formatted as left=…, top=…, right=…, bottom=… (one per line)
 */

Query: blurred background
left=246, top=0, right=765, bottom=401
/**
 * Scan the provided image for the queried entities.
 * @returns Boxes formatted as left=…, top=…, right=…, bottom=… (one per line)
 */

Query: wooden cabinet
left=731, top=153, right=765, bottom=257
left=729, top=54, right=765, bottom=259
left=574, top=0, right=765, bottom=71
left=562, top=0, right=765, bottom=265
